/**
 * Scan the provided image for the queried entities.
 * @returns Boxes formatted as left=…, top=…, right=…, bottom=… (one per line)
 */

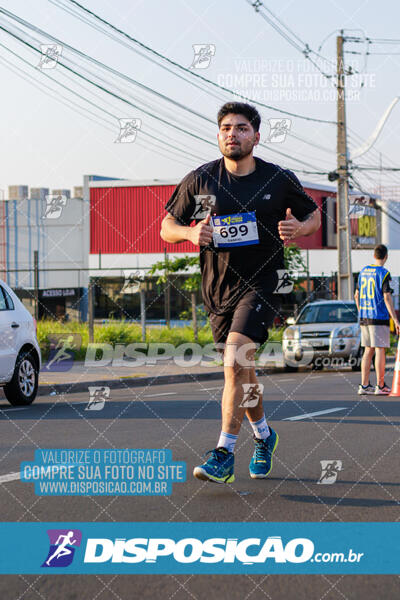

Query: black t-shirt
left=165, top=157, right=317, bottom=314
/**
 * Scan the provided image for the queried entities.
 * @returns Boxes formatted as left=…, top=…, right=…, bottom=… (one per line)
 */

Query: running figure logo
left=267, top=118, right=292, bottom=143
left=317, top=460, right=343, bottom=485
left=240, top=383, right=264, bottom=408
left=45, top=334, right=81, bottom=372
left=121, top=270, right=142, bottom=294
left=190, top=44, right=216, bottom=69
left=86, top=386, right=110, bottom=411
left=43, top=195, right=67, bottom=219
left=273, top=270, right=294, bottom=294
left=193, top=195, right=216, bottom=219
left=42, top=529, right=82, bottom=567
left=115, top=118, right=142, bottom=143
left=38, top=44, right=62, bottom=69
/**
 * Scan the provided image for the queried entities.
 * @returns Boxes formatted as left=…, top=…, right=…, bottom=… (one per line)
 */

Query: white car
left=282, top=300, right=361, bottom=371
left=0, top=280, right=41, bottom=405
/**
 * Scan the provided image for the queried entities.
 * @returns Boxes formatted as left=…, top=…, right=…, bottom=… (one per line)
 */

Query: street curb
left=37, top=367, right=282, bottom=396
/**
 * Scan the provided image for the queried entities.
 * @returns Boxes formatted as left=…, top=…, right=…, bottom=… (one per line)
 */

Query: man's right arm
left=160, top=213, right=213, bottom=246
left=354, top=288, right=360, bottom=312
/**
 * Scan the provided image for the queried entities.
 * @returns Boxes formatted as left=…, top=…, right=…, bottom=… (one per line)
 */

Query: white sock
left=217, top=431, right=238, bottom=453
left=249, top=415, right=270, bottom=440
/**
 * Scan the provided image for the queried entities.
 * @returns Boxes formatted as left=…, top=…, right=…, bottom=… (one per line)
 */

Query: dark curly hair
left=217, top=102, right=261, bottom=132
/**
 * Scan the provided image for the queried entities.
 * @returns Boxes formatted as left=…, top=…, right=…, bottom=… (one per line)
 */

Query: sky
left=1, top=0, right=400, bottom=196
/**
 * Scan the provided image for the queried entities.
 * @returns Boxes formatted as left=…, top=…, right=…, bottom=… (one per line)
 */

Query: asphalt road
left=0, top=369, right=399, bottom=599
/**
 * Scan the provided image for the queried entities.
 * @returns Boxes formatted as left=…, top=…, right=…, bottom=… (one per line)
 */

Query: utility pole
left=336, top=31, right=354, bottom=300
left=140, top=287, right=146, bottom=342
left=88, top=278, right=94, bottom=343
left=164, top=248, right=170, bottom=327
left=33, top=250, right=39, bottom=320
left=191, top=291, right=198, bottom=342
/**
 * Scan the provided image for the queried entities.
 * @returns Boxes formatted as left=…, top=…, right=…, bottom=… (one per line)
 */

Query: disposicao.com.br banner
left=0, top=522, right=398, bottom=574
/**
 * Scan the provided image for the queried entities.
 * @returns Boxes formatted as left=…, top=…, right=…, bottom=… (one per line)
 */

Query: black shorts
left=208, top=290, right=281, bottom=350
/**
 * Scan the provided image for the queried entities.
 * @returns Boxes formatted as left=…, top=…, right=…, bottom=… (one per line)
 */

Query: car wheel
left=3, top=351, right=39, bottom=406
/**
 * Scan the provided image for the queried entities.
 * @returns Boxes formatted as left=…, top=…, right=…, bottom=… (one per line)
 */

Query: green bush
left=37, top=320, right=285, bottom=361
left=95, top=322, right=142, bottom=345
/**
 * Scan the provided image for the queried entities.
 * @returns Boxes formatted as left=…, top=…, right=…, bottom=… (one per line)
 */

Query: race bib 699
left=211, top=212, right=259, bottom=248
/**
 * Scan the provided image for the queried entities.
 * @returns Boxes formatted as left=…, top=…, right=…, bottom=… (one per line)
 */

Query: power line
left=49, top=0, right=336, bottom=124
left=349, top=173, right=400, bottom=226
left=0, top=53, right=199, bottom=170
left=0, top=7, right=333, bottom=170
left=48, top=0, right=230, bottom=107
left=4, top=17, right=216, bottom=154
left=348, top=126, right=400, bottom=180
left=0, top=23, right=221, bottom=150
left=353, top=166, right=400, bottom=172
left=246, top=0, right=338, bottom=80
left=366, top=37, right=400, bottom=44
left=6, top=36, right=333, bottom=173
left=0, top=39, right=210, bottom=166
left=0, top=6, right=217, bottom=127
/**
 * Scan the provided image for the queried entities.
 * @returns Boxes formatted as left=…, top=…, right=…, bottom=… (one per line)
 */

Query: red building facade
left=89, top=179, right=335, bottom=255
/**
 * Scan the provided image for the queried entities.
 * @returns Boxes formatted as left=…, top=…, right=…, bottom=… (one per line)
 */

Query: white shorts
left=360, top=324, right=390, bottom=348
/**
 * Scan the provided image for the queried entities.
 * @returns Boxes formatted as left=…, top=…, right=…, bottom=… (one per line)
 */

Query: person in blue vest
left=354, top=244, right=400, bottom=395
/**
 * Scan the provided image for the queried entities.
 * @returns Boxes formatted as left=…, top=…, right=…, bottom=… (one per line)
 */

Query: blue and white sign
left=20, top=449, right=186, bottom=496
left=212, top=212, right=259, bottom=248
left=0, top=523, right=399, bottom=574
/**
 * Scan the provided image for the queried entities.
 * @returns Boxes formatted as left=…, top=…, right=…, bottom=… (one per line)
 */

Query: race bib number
left=211, top=212, right=259, bottom=248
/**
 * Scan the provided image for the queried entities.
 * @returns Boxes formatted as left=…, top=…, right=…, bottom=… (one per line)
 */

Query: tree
left=149, top=245, right=306, bottom=334
left=284, top=244, right=307, bottom=290
left=149, top=255, right=201, bottom=339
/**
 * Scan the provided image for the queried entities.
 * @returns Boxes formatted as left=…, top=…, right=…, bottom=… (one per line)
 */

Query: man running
left=355, top=244, right=400, bottom=395
left=161, top=102, right=320, bottom=483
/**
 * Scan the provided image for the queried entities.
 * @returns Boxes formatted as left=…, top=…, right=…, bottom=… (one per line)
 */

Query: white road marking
left=0, top=407, right=30, bottom=412
left=0, top=471, right=20, bottom=483
left=310, top=375, right=324, bottom=379
left=275, top=378, right=295, bottom=382
left=144, top=392, right=177, bottom=397
left=283, top=407, right=347, bottom=421
left=203, top=387, right=223, bottom=391
left=0, top=462, right=79, bottom=485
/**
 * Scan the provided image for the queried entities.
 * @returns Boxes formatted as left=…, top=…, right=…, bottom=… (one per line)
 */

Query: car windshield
left=297, top=303, right=358, bottom=324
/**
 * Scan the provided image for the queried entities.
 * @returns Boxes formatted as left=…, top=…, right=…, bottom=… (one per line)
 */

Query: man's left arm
left=279, top=169, right=321, bottom=241
left=383, top=273, right=400, bottom=334
left=278, top=208, right=320, bottom=241
left=384, top=293, right=400, bottom=335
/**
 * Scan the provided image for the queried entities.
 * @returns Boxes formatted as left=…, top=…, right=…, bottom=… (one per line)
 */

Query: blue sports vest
left=358, top=264, right=390, bottom=322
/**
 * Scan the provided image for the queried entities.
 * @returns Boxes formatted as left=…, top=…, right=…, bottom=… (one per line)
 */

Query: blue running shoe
left=193, top=447, right=235, bottom=484
left=249, top=428, right=279, bottom=479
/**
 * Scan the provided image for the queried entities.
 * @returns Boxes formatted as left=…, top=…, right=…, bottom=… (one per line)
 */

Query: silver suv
left=282, top=300, right=361, bottom=371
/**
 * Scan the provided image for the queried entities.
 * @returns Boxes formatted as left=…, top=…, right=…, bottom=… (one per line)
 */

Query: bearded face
left=217, top=113, right=259, bottom=161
